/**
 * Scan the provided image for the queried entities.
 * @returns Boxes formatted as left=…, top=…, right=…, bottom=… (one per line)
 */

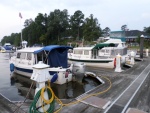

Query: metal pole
left=140, top=35, right=144, bottom=59
left=19, top=13, right=22, bottom=47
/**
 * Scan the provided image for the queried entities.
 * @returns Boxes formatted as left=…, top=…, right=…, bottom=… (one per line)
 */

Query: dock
left=1, top=57, right=150, bottom=113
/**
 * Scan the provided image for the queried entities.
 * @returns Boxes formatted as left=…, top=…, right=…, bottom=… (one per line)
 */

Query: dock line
left=54, top=76, right=112, bottom=112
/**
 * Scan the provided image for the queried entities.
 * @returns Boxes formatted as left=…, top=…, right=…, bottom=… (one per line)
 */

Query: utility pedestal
left=146, top=49, right=149, bottom=57
left=115, top=54, right=122, bottom=72
left=130, top=51, right=135, bottom=65
left=30, top=61, right=50, bottom=112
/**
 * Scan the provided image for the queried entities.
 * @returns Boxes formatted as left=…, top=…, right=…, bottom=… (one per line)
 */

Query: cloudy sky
left=0, top=0, right=150, bottom=41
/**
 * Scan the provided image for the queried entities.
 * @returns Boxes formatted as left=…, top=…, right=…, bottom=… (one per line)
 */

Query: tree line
left=1, top=9, right=102, bottom=46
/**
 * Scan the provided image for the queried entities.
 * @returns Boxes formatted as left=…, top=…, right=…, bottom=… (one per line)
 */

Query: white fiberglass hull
left=68, top=58, right=115, bottom=68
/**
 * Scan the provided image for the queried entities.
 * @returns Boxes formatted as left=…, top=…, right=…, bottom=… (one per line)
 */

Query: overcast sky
left=0, top=0, right=150, bottom=41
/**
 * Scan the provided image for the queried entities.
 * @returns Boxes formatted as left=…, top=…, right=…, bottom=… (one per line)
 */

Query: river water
left=0, top=53, right=100, bottom=102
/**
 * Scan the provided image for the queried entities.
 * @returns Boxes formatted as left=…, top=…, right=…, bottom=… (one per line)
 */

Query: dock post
left=140, top=35, right=144, bottom=59
left=30, top=61, right=50, bottom=112
left=115, top=54, right=122, bottom=72
left=146, top=49, right=149, bottom=57
left=130, top=51, right=135, bottom=65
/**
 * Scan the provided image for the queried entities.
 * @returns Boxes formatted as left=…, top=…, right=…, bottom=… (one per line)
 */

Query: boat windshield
left=37, top=51, right=47, bottom=64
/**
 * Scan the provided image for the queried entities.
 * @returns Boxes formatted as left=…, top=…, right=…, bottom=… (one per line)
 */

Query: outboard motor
left=72, top=62, right=85, bottom=83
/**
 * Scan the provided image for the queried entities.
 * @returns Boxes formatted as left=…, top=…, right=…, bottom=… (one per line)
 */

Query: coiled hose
left=29, top=84, right=55, bottom=113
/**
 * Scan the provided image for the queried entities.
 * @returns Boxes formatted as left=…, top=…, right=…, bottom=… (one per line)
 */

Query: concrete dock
left=0, top=56, right=150, bottom=113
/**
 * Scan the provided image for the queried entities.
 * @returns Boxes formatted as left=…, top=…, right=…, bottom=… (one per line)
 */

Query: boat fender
left=10, top=63, right=14, bottom=72
left=114, top=58, right=116, bottom=68
left=51, top=73, right=58, bottom=83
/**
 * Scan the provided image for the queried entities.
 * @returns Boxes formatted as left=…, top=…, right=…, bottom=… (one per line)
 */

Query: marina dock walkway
left=1, top=57, right=150, bottom=113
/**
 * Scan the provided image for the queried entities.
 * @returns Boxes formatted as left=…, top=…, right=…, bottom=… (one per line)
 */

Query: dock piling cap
left=31, top=61, right=50, bottom=82
left=32, top=61, right=49, bottom=69
left=130, top=51, right=135, bottom=57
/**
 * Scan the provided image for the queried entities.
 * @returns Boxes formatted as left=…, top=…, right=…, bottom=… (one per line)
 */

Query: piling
left=140, top=35, right=144, bottom=59
left=115, top=54, right=122, bottom=72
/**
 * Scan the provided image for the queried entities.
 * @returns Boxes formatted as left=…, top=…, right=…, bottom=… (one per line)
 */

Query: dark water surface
left=0, top=53, right=100, bottom=101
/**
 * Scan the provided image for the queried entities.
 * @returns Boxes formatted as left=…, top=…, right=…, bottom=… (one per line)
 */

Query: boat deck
left=1, top=56, right=150, bottom=113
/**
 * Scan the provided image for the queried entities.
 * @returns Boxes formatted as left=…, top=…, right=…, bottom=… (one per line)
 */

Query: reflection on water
left=11, top=73, right=35, bottom=100
left=0, top=53, right=100, bottom=101
left=11, top=72, right=101, bottom=99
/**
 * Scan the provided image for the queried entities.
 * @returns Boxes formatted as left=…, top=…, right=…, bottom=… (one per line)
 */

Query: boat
left=10, top=45, right=74, bottom=84
left=68, top=38, right=129, bottom=68
left=3, top=43, right=12, bottom=50
left=0, top=46, right=6, bottom=53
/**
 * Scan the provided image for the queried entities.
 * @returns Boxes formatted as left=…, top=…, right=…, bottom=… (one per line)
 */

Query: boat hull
left=14, top=66, right=32, bottom=77
left=68, top=58, right=114, bottom=68
left=14, top=66, right=73, bottom=85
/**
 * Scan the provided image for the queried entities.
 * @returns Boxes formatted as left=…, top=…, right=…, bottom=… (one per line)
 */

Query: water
left=0, top=53, right=100, bottom=101
left=0, top=53, right=25, bottom=101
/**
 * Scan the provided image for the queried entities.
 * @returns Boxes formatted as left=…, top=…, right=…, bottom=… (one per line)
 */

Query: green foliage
left=136, top=35, right=150, bottom=48
left=1, top=9, right=102, bottom=46
left=144, top=26, right=150, bottom=34
left=83, top=14, right=102, bottom=41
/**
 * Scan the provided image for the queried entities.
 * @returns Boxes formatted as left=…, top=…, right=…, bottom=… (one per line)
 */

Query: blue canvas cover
left=34, top=45, right=72, bottom=68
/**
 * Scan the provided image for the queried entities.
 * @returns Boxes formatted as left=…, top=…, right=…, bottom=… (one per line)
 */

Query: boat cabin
left=69, top=39, right=128, bottom=59
left=71, top=47, right=93, bottom=59
left=14, top=45, right=72, bottom=68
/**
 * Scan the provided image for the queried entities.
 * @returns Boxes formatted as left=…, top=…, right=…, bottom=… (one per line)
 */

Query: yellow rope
left=41, top=86, right=54, bottom=104
left=40, top=81, right=55, bottom=113
left=39, top=76, right=112, bottom=113
left=53, top=76, right=112, bottom=113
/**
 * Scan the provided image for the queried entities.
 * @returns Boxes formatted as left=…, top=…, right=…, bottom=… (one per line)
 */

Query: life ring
left=114, top=58, right=116, bottom=68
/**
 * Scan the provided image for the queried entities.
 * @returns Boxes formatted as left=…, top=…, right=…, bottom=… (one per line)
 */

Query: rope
left=29, top=81, right=55, bottom=113
left=53, top=76, right=112, bottom=113
left=29, top=76, right=112, bottom=113
left=13, top=81, right=35, bottom=113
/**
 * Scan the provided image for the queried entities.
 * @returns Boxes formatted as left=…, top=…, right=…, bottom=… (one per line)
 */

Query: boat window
left=106, top=50, right=110, bottom=53
left=74, top=50, right=83, bottom=54
left=17, top=53, right=21, bottom=58
left=84, top=50, right=89, bottom=55
left=27, top=53, right=32, bottom=60
left=37, top=52, right=42, bottom=62
left=20, top=53, right=26, bottom=59
left=114, top=44, right=119, bottom=47
left=100, top=50, right=105, bottom=53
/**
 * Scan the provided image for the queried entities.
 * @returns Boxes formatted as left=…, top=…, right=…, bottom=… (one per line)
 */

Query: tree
left=103, top=27, right=111, bottom=36
left=83, top=14, right=102, bottom=41
left=144, top=26, right=150, bottom=34
left=47, top=9, right=69, bottom=43
left=121, top=25, right=127, bottom=31
left=24, top=18, right=33, bottom=27
left=70, top=10, right=84, bottom=40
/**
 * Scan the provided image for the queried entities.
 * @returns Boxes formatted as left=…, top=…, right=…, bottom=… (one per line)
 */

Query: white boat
left=0, top=46, right=6, bottom=53
left=68, top=39, right=129, bottom=68
left=10, top=45, right=73, bottom=84
left=3, top=43, right=13, bottom=50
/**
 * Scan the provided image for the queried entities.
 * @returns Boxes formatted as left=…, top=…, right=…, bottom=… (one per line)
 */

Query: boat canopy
left=93, top=43, right=115, bottom=49
left=34, top=45, right=72, bottom=68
